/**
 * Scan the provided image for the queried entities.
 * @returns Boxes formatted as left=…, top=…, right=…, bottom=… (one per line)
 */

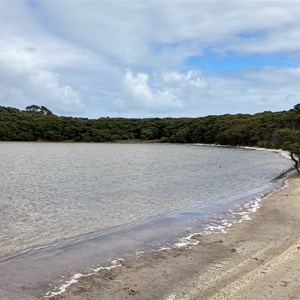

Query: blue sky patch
left=185, top=50, right=299, bottom=75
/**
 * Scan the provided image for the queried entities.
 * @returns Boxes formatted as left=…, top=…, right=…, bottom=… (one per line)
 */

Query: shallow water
left=0, top=142, right=291, bottom=259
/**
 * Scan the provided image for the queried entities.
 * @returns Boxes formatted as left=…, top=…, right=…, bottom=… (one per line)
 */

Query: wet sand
left=45, top=175, right=300, bottom=300
left=1, top=175, right=300, bottom=300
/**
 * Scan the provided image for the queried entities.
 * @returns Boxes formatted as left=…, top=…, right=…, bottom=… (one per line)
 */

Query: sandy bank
left=43, top=175, right=300, bottom=300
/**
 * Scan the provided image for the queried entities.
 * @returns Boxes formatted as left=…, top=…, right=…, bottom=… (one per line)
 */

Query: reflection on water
left=0, top=142, right=291, bottom=258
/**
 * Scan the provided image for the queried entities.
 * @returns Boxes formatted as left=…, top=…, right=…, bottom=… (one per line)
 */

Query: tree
left=25, top=104, right=41, bottom=113
left=276, top=129, right=300, bottom=174
left=25, top=105, right=53, bottom=115
left=40, top=106, right=53, bottom=115
left=293, top=103, right=300, bottom=111
left=288, top=143, right=300, bottom=174
left=141, top=128, right=154, bottom=140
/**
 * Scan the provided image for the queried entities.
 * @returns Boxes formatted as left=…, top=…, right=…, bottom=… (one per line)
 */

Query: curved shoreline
left=0, top=144, right=295, bottom=299
left=41, top=152, right=294, bottom=298
left=42, top=174, right=300, bottom=300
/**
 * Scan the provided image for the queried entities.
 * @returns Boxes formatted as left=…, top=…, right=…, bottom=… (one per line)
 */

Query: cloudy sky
left=1, top=0, right=300, bottom=118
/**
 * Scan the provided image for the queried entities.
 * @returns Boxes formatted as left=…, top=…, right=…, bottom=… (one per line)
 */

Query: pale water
left=0, top=142, right=291, bottom=260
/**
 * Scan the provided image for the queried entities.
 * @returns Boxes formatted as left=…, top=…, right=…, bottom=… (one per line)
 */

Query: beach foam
left=45, top=259, right=123, bottom=298
left=193, top=143, right=291, bottom=161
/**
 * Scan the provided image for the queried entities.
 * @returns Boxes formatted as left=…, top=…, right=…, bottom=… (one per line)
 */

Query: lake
left=0, top=142, right=292, bottom=296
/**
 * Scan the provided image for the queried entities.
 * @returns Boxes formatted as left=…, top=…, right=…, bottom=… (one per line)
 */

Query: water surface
left=0, top=142, right=291, bottom=259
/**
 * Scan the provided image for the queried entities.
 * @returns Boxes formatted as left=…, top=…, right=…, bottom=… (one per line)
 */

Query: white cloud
left=117, top=66, right=300, bottom=117
left=190, top=66, right=300, bottom=115
left=162, top=70, right=207, bottom=89
left=120, top=69, right=182, bottom=113
left=1, top=1, right=300, bottom=117
left=0, top=45, right=84, bottom=114
left=36, top=1, right=300, bottom=65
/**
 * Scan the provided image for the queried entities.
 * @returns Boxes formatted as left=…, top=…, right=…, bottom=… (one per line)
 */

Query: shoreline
left=41, top=162, right=292, bottom=298
left=0, top=144, right=294, bottom=300
left=43, top=174, right=300, bottom=300
left=0, top=143, right=295, bottom=299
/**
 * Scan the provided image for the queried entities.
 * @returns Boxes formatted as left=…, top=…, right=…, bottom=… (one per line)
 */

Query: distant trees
left=25, top=104, right=40, bottom=113
left=25, top=105, right=53, bottom=115
left=0, top=103, right=300, bottom=173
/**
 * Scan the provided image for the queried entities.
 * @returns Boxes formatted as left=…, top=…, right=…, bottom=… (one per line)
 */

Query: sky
left=1, top=1, right=300, bottom=118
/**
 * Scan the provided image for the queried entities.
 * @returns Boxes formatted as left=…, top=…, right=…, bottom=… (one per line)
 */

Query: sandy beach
left=39, top=174, right=300, bottom=300
left=0, top=174, right=299, bottom=300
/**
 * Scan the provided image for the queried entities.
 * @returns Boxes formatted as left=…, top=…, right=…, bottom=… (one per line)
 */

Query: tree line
left=0, top=104, right=299, bottom=172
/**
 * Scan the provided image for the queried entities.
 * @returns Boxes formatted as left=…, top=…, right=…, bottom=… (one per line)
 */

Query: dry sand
left=2, top=175, right=300, bottom=300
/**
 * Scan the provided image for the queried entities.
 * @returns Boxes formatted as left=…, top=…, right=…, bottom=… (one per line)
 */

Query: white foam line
left=176, top=194, right=266, bottom=246
left=175, top=209, right=251, bottom=247
left=45, top=260, right=123, bottom=298
left=45, top=273, right=83, bottom=298
left=175, top=233, right=202, bottom=248
left=111, top=258, right=124, bottom=266
left=158, top=246, right=172, bottom=251
left=167, top=294, right=176, bottom=300
left=174, top=150, right=291, bottom=250
left=240, top=146, right=291, bottom=160
left=193, top=143, right=291, bottom=161
left=90, top=263, right=121, bottom=273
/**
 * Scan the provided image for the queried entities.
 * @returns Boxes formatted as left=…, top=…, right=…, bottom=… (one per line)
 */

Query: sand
left=2, top=175, right=300, bottom=300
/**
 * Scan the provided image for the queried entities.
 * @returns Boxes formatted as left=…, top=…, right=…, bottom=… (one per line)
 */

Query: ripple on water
left=0, top=142, right=291, bottom=258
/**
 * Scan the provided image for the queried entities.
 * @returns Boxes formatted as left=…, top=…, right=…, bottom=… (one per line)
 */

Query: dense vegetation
left=0, top=104, right=300, bottom=172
